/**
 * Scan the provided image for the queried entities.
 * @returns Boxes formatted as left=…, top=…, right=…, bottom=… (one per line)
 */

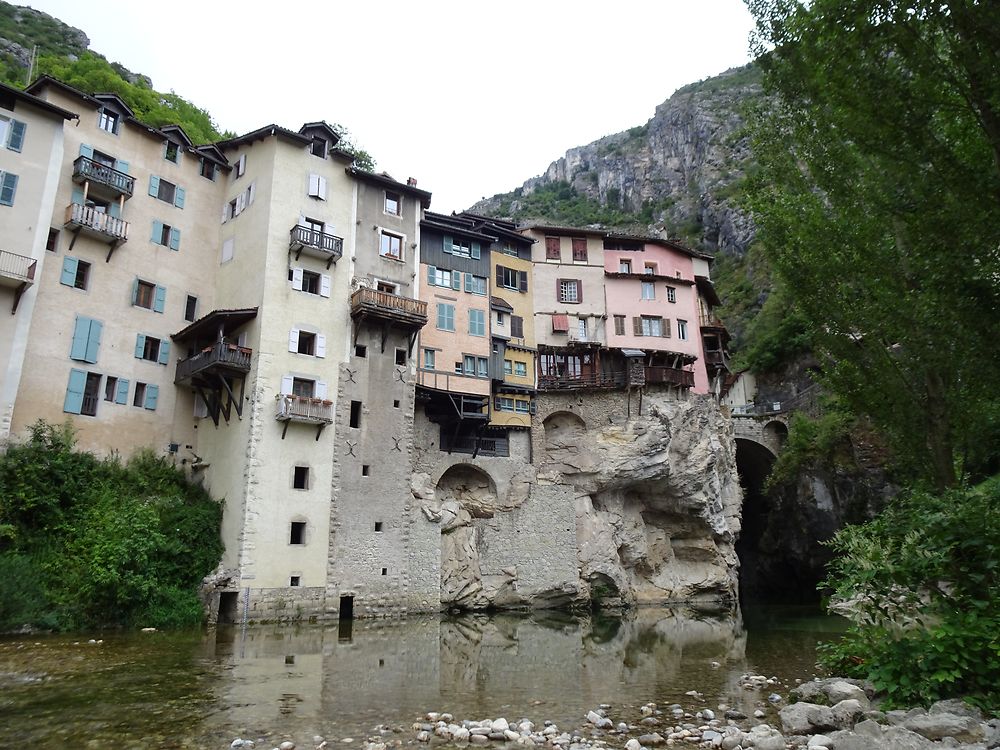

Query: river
left=0, top=606, right=845, bottom=749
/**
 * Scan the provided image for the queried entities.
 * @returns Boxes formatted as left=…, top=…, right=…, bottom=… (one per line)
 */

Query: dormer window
left=164, top=141, right=180, bottom=163
left=200, top=159, right=217, bottom=181
left=310, top=137, right=327, bottom=158
left=98, top=109, right=120, bottom=135
left=384, top=191, right=401, bottom=216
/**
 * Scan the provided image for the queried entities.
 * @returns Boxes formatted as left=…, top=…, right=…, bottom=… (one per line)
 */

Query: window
left=297, top=331, right=316, bottom=355
left=677, top=319, right=688, bottom=340
left=289, top=521, right=306, bottom=545
left=133, top=280, right=166, bottom=312
left=498, top=265, right=524, bottom=291
left=349, top=400, right=362, bottom=428
left=60, top=257, right=90, bottom=290
left=641, top=281, right=655, bottom=300
left=290, top=576, right=301, bottom=587
left=545, top=236, right=560, bottom=260
left=436, top=303, right=455, bottom=331
left=504, top=359, right=513, bottom=375
left=380, top=231, right=402, bottom=260
left=363, top=465, right=371, bottom=476
left=149, top=175, right=182, bottom=206
left=311, top=137, right=327, bottom=158
left=577, top=318, right=588, bottom=339
left=0, top=171, right=18, bottom=206
left=444, top=236, right=476, bottom=258
left=571, top=238, right=588, bottom=262
left=496, top=311, right=505, bottom=326
left=374, top=521, right=383, bottom=531
left=293, top=466, right=310, bottom=490
left=510, top=315, right=524, bottom=338
left=355, top=344, right=367, bottom=358
left=465, top=274, right=487, bottom=295
left=478, top=357, right=488, bottom=378
left=498, top=397, right=515, bottom=412
left=614, top=315, right=626, bottom=335
left=46, top=228, right=59, bottom=252
left=558, top=278, right=581, bottom=303
left=666, top=286, right=677, bottom=303
left=184, top=295, right=198, bottom=322
left=292, top=377, right=315, bottom=398
left=640, top=316, right=663, bottom=337
left=384, top=191, right=401, bottom=216
left=289, top=267, right=326, bottom=296
left=501, top=243, right=518, bottom=257
left=69, top=317, right=103, bottom=363
left=63, top=369, right=102, bottom=415
left=515, top=361, right=527, bottom=377
left=234, top=154, right=246, bottom=178
left=131, top=381, right=159, bottom=410
left=463, top=355, right=476, bottom=376
left=222, top=183, right=255, bottom=222
left=104, top=376, right=118, bottom=402
left=136, top=334, right=170, bottom=364
left=468, top=309, right=486, bottom=336
left=619, top=260, right=632, bottom=273
left=200, top=159, right=217, bottom=181
left=164, top=141, right=180, bottom=163
left=644, top=263, right=657, bottom=275
left=289, top=328, right=325, bottom=357
left=98, top=109, right=119, bottom=134
left=308, top=172, right=327, bottom=199
left=395, top=348, right=407, bottom=366
left=423, top=349, right=436, bottom=369
left=0, top=116, right=25, bottom=151
left=376, top=280, right=396, bottom=294
left=429, top=267, right=455, bottom=288
left=151, top=220, right=181, bottom=250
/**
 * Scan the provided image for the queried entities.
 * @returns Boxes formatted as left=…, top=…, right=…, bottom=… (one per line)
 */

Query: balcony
left=538, top=371, right=627, bottom=391
left=276, top=394, right=334, bottom=439
left=289, top=225, right=344, bottom=268
left=644, top=366, right=695, bottom=388
left=440, top=434, right=510, bottom=457
left=350, top=287, right=427, bottom=330
left=0, top=250, right=36, bottom=313
left=72, top=156, right=135, bottom=200
left=175, top=341, right=252, bottom=385
left=568, top=329, right=603, bottom=346
left=64, top=203, right=129, bottom=247
left=700, top=313, right=728, bottom=330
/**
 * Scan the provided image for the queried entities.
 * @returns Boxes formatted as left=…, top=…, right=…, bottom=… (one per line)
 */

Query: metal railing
left=644, top=366, right=695, bottom=387
left=175, top=341, right=252, bottom=383
left=65, top=203, right=129, bottom=241
left=275, top=395, right=334, bottom=423
left=289, top=225, right=344, bottom=259
left=72, top=156, right=135, bottom=197
left=440, top=435, right=510, bottom=457
left=350, top=287, right=427, bottom=319
left=0, top=250, right=36, bottom=283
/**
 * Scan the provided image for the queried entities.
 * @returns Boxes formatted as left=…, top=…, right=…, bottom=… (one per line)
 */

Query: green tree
left=745, top=0, right=1000, bottom=488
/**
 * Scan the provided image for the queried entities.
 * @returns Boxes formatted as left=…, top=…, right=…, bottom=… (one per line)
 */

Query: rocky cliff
left=471, top=66, right=762, bottom=258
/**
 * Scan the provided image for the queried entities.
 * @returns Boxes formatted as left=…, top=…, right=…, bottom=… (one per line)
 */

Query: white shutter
left=288, top=327, right=300, bottom=353
left=235, top=191, right=246, bottom=214
left=237, top=331, right=248, bottom=347
left=318, top=175, right=327, bottom=200
left=308, top=173, right=320, bottom=197
left=316, top=334, right=326, bottom=358
left=221, top=238, right=234, bottom=263
left=320, top=274, right=331, bottom=298
left=315, top=380, right=328, bottom=399
left=221, top=204, right=229, bottom=224
left=291, top=267, right=304, bottom=290
left=193, top=397, right=209, bottom=418
left=247, top=182, right=255, bottom=206
left=298, top=212, right=309, bottom=228
left=280, top=375, right=293, bottom=396
left=236, top=154, right=246, bottom=176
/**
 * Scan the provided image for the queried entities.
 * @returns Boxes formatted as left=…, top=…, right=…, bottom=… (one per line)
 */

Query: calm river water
left=0, top=606, right=844, bottom=749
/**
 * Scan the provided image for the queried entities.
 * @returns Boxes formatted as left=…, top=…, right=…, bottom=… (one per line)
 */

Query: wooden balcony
left=289, top=225, right=344, bottom=268
left=644, top=366, right=695, bottom=388
left=350, top=288, right=427, bottom=329
left=72, top=156, right=134, bottom=200
left=538, top=371, right=627, bottom=391
left=0, top=250, right=36, bottom=314
left=64, top=203, right=129, bottom=245
left=440, top=434, right=510, bottom=457
left=175, top=341, right=252, bottom=385
left=700, top=313, right=728, bottom=330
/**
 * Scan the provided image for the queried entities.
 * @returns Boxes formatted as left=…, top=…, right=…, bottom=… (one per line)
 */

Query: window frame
left=98, top=109, right=120, bottom=135
left=379, top=230, right=404, bottom=260
left=558, top=278, right=581, bottom=304
left=384, top=190, right=401, bottom=216
left=641, top=281, right=656, bottom=300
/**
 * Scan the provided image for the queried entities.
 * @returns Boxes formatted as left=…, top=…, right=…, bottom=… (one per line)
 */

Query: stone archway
left=733, top=437, right=778, bottom=605
left=542, top=411, right=587, bottom=464
left=763, top=420, right=789, bottom=452
left=436, top=463, right=498, bottom=518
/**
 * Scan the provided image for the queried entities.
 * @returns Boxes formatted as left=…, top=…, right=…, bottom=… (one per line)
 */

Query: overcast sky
left=24, top=1, right=756, bottom=213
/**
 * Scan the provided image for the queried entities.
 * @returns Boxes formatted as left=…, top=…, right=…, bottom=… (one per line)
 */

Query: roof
left=93, top=92, right=135, bottom=118
left=0, top=80, right=77, bottom=121
left=605, top=232, right=714, bottom=260
left=348, top=167, right=432, bottom=208
left=695, top=275, right=722, bottom=306
left=520, top=224, right=607, bottom=238
left=299, top=121, right=342, bottom=143
left=455, top=212, right=535, bottom=245
left=172, top=308, right=258, bottom=341
left=620, top=349, right=646, bottom=358
left=605, top=271, right=695, bottom=285
left=490, top=296, right=514, bottom=311
left=422, top=211, right=498, bottom=242
left=160, top=124, right=194, bottom=148
left=215, top=123, right=312, bottom=150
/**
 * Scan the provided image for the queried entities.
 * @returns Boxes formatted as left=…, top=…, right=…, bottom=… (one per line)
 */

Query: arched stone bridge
left=730, top=406, right=790, bottom=457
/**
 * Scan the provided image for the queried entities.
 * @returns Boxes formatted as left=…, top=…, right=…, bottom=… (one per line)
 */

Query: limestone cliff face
left=471, top=66, right=762, bottom=257
left=413, top=393, right=742, bottom=611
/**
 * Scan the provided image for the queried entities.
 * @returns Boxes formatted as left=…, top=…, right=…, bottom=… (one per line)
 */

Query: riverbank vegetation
left=0, top=421, right=223, bottom=632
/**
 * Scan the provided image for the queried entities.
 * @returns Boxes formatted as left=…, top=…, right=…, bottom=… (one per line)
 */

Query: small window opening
left=293, top=466, right=309, bottom=489
left=362, top=465, right=370, bottom=476
left=339, top=595, right=354, bottom=620
left=355, top=344, right=367, bottom=358
left=349, top=400, right=362, bottom=428
left=46, top=228, right=59, bottom=252
left=284, top=655, right=295, bottom=665
left=378, top=658, right=385, bottom=667
left=297, top=331, right=316, bottom=355
left=381, top=568, right=387, bottom=576
left=374, top=521, right=383, bottom=532
left=184, top=295, right=198, bottom=322
left=289, top=521, right=306, bottom=545
left=394, top=348, right=407, bottom=366
left=393, top=399, right=400, bottom=408
left=104, top=376, right=118, bottom=402
left=289, top=576, right=300, bottom=587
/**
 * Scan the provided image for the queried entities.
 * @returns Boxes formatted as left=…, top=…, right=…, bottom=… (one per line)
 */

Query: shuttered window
left=70, top=316, right=103, bottom=363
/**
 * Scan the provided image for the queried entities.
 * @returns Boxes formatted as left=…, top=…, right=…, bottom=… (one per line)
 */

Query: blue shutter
left=115, top=378, right=130, bottom=404
left=114, top=159, right=129, bottom=174
left=7, top=120, right=26, bottom=152
left=168, top=227, right=181, bottom=251
left=131, top=278, right=139, bottom=306
left=84, top=319, right=102, bottom=363
left=174, top=186, right=185, bottom=208
left=71, top=187, right=85, bottom=205
left=442, top=235, right=452, bottom=254
left=471, top=242, right=481, bottom=260
left=451, top=272, right=461, bottom=291
left=437, top=304, right=445, bottom=329
left=153, top=285, right=166, bottom=313
left=427, top=265, right=436, bottom=285
left=144, top=384, right=159, bottom=410
left=135, top=333, right=146, bottom=358
left=157, top=340, right=170, bottom=365
left=0, top=172, right=17, bottom=206
left=108, top=202, right=120, bottom=219
left=60, top=256, right=79, bottom=287
left=63, top=368, right=87, bottom=414
left=148, top=174, right=160, bottom=197
left=464, top=272, right=473, bottom=292
left=151, top=220, right=163, bottom=243
left=79, top=143, right=94, bottom=159
left=70, top=317, right=89, bottom=360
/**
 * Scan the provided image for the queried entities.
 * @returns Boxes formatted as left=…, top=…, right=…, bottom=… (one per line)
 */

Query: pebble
left=624, top=739, right=641, bottom=750
left=415, top=735, right=430, bottom=745
left=767, top=693, right=782, bottom=704
left=279, top=743, right=295, bottom=750
left=754, top=709, right=767, bottom=718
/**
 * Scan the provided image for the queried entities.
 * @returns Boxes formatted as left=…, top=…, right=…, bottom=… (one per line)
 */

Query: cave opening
left=735, top=438, right=823, bottom=605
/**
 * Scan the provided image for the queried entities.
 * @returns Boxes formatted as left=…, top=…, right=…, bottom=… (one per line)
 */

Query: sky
left=23, top=1, right=757, bottom=213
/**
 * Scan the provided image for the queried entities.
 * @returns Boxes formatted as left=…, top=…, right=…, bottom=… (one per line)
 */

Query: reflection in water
left=0, top=607, right=844, bottom=748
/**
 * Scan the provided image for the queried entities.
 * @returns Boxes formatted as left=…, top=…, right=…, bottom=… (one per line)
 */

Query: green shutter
left=79, top=143, right=94, bottom=159
left=442, top=234, right=452, bottom=254
left=153, top=285, right=166, bottom=313
left=84, top=319, right=102, bottom=363
left=174, top=187, right=185, bottom=208
left=158, top=340, right=170, bottom=365
left=168, top=227, right=181, bottom=251
left=63, top=368, right=87, bottom=414
left=0, top=172, right=17, bottom=206
left=451, top=272, right=461, bottom=291
left=471, top=242, right=481, bottom=260
left=427, top=265, right=436, bottom=285
left=60, top=256, right=79, bottom=287
left=148, top=174, right=160, bottom=197
left=7, top=120, right=26, bottom=152
left=70, top=317, right=89, bottom=361
left=115, top=378, right=130, bottom=404
left=464, top=272, right=473, bottom=292
left=151, top=220, right=163, bottom=243
left=135, top=333, right=146, bottom=358
left=144, top=384, right=159, bottom=410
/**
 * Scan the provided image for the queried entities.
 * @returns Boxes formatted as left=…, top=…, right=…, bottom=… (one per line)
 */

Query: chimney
left=407, top=177, right=417, bottom=186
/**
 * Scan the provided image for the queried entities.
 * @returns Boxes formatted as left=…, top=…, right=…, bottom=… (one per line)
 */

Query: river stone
left=624, top=739, right=642, bottom=750
left=745, top=724, right=786, bottom=750
left=701, top=729, right=722, bottom=746
left=279, top=742, right=295, bottom=750
left=415, top=733, right=430, bottom=743
left=903, top=712, right=986, bottom=742
left=825, top=681, right=870, bottom=707
left=719, top=728, right=742, bottom=750
left=470, top=734, right=489, bottom=746
left=636, top=734, right=663, bottom=746
left=779, top=702, right=836, bottom=735
left=453, top=727, right=470, bottom=742
left=929, top=699, right=984, bottom=721
left=807, top=735, right=833, bottom=748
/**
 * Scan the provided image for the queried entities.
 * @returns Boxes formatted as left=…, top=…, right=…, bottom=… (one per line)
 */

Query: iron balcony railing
left=440, top=435, right=510, bottom=457
left=72, top=156, right=135, bottom=198
left=644, top=366, right=695, bottom=387
left=0, top=250, right=36, bottom=285
left=64, top=203, right=129, bottom=241
left=275, top=395, right=334, bottom=424
left=175, top=342, right=252, bottom=383
left=289, top=225, right=344, bottom=261
left=538, top=371, right=628, bottom=391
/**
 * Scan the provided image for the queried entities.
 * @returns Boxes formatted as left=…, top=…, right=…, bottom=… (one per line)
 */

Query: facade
left=0, top=82, right=74, bottom=438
